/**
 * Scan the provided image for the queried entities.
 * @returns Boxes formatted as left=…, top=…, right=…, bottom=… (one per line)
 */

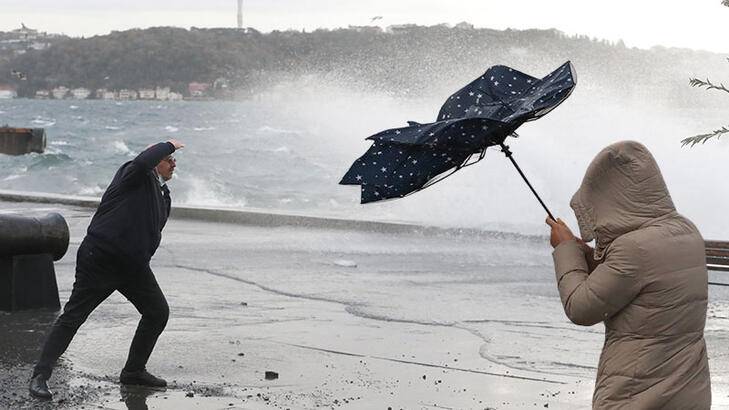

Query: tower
left=237, top=0, right=243, bottom=29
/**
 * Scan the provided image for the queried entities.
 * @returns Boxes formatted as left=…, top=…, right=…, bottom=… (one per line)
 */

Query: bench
left=706, top=240, right=729, bottom=272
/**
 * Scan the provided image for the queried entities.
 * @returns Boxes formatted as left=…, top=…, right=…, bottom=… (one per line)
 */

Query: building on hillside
left=51, top=86, right=69, bottom=99
left=12, top=23, right=39, bottom=40
left=155, top=87, right=170, bottom=100
left=1, top=24, right=52, bottom=55
left=454, top=22, right=474, bottom=30
left=188, top=82, right=210, bottom=98
left=102, top=90, right=117, bottom=100
left=0, top=85, right=18, bottom=99
left=71, top=87, right=91, bottom=99
left=168, top=92, right=183, bottom=101
left=347, top=26, right=384, bottom=34
left=385, top=24, right=419, bottom=34
left=138, top=88, right=155, bottom=99
left=118, top=89, right=138, bottom=100
left=29, top=41, right=50, bottom=51
left=35, top=89, right=50, bottom=99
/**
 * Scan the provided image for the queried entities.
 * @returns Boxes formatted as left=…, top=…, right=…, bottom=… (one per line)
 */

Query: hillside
left=0, top=25, right=725, bottom=105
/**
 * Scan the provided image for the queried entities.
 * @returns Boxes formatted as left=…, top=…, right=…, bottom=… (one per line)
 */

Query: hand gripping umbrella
left=340, top=61, right=576, bottom=220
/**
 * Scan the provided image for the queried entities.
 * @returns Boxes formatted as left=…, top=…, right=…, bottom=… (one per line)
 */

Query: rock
left=240, top=302, right=248, bottom=306
left=186, top=392, right=194, bottom=398
left=237, top=353, right=245, bottom=356
left=265, top=371, right=279, bottom=380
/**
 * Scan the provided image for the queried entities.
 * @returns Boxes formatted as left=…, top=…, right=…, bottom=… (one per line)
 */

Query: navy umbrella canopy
left=340, top=61, right=576, bottom=217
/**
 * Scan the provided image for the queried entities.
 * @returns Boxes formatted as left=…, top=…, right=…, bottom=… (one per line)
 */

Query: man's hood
left=570, top=141, right=676, bottom=259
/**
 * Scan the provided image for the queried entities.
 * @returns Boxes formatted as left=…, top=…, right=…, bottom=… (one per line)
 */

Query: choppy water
left=1, top=80, right=727, bottom=238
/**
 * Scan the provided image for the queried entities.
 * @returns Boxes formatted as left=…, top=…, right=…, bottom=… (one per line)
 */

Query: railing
left=706, top=241, right=729, bottom=272
left=707, top=240, right=729, bottom=287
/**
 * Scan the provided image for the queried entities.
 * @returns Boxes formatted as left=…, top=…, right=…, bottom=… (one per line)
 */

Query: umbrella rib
left=416, top=150, right=486, bottom=191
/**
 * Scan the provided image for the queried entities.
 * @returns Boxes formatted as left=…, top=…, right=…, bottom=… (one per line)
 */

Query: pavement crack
left=278, top=341, right=567, bottom=385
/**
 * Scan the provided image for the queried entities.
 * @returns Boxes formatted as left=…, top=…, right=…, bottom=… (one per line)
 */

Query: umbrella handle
left=499, top=144, right=556, bottom=221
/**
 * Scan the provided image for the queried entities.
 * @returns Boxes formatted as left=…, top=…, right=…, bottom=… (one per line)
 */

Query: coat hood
left=570, top=141, right=676, bottom=259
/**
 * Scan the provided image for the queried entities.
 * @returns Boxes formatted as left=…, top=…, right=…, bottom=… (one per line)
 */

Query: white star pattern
left=342, top=62, right=574, bottom=203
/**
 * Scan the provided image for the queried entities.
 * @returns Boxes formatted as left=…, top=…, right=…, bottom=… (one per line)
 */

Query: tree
left=680, top=1, right=729, bottom=146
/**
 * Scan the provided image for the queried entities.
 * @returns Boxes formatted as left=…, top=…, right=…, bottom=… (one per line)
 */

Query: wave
left=112, top=140, right=134, bottom=156
left=164, top=125, right=179, bottom=132
left=78, top=186, right=105, bottom=196
left=257, top=125, right=300, bottom=135
left=31, top=116, right=56, bottom=126
left=179, top=176, right=247, bottom=208
left=28, top=153, right=73, bottom=169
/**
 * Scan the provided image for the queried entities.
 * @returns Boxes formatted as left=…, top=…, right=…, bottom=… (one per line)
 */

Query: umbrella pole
left=499, top=144, right=556, bottom=221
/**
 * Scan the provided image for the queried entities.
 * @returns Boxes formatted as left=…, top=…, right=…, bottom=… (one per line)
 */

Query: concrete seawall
left=0, top=189, right=544, bottom=242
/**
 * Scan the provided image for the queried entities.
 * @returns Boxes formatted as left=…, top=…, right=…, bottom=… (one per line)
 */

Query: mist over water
left=0, top=70, right=727, bottom=238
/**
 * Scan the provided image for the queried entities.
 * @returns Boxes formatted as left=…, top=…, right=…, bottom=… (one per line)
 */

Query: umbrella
left=340, top=61, right=576, bottom=220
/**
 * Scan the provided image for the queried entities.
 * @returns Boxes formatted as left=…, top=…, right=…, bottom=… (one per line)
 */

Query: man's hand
left=167, top=139, right=185, bottom=150
left=546, top=217, right=576, bottom=248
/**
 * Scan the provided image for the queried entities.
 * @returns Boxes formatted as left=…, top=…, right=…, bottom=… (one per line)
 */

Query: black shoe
left=29, top=374, right=52, bottom=399
left=119, top=369, right=167, bottom=388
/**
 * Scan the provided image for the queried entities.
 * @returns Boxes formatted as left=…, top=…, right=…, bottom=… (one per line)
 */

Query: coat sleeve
left=552, top=237, right=642, bottom=326
left=117, top=142, right=175, bottom=188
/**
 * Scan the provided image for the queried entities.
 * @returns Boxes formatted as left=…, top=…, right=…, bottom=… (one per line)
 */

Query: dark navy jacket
left=86, top=142, right=175, bottom=267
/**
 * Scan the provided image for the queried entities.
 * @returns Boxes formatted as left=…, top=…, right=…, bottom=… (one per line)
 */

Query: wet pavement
left=1, top=201, right=728, bottom=409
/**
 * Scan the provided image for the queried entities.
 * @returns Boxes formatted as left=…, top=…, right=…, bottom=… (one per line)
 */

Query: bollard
left=0, top=212, right=69, bottom=311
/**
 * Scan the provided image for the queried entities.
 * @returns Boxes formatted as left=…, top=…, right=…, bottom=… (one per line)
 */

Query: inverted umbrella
left=340, top=61, right=576, bottom=220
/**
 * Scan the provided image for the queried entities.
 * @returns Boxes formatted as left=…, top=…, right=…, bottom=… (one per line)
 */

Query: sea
left=0, top=79, right=727, bottom=238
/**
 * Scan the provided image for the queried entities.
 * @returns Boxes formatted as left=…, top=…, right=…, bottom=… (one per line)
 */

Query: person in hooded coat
left=546, top=140, right=711, bottom=409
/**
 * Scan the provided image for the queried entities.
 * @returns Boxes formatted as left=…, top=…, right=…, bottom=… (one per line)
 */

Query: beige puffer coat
left=552, top=141, right=711, bottom=409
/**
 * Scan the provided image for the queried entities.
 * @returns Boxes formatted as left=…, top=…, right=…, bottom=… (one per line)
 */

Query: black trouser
left=33, top=239, right=169, bottom=379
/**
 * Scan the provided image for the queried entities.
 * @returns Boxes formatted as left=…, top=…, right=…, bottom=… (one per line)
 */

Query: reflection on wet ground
left=1, top=201, right=728, bottom=409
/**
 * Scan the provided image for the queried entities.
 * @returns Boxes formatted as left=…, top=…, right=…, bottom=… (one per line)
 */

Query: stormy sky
left=1, top=0, right=728, bottom=53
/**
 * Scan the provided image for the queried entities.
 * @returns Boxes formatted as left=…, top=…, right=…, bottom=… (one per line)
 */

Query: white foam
left=78, top=186, right=105, bottom=196
left=31, top=116, right=55, bottom=126
left=258, top=125, right=298, bottom=135
left=165, top=125, right=179, bottom=132
left=180, top=176, right=248, bottom=208
left=112, top=140, right=132, bottom=155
